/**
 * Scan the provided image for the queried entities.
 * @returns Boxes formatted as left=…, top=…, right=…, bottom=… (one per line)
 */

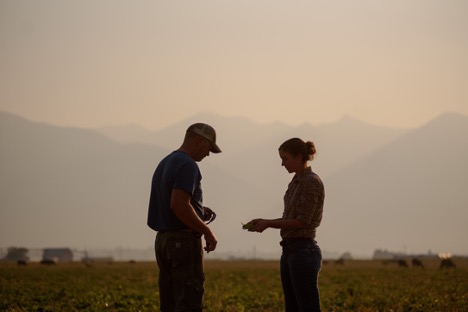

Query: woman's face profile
left=279, top=150, right=302, bottom=174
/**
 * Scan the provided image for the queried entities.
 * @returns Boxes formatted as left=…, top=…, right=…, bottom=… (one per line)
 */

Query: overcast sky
left=1, top=0, right=467, bottom=130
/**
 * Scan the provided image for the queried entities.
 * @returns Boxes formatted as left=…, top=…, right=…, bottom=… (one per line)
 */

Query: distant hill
left=0, top=111, right=277, bottom=256
left=0, top=111, right=167, bottom=249
left=1, top=110, right=467, bottom=258
left=95, top=112, right=293, bottom=154
left=95, top=113, right=407, bottom=191
left=320, top=112, right=468, bottom=255
left=94, top=123, right=155, bottom=144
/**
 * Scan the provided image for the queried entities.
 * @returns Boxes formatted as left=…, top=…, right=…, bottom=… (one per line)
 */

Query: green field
left=1, top=258, right=467, bottom=311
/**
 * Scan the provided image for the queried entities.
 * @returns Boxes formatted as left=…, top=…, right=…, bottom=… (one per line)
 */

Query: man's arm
left=171, top=189, right=217, bottom=252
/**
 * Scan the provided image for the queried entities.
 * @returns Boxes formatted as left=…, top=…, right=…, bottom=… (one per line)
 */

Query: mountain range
left=1, top=110, right=467, bottom=259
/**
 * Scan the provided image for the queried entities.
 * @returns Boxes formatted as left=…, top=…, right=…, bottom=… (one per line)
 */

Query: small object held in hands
left=203, top=206, right=216, bottom=224
left=241, top=222, right=254, bottom=230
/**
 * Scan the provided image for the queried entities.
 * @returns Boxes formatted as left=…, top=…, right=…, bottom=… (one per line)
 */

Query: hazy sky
left=1, top=0, right=467, bottom=130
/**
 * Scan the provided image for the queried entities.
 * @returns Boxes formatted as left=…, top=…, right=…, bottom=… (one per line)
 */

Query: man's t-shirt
left=147, top=151, right=203, bottom=231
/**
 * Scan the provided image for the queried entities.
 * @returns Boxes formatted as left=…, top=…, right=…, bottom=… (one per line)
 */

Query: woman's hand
left=243, top=218, right=279, bottom=233
left=250, top=219, right=269, bottom=233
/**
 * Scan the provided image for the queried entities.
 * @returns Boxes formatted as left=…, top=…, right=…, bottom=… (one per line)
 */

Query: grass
left=1, top=258, right=467, bottom=311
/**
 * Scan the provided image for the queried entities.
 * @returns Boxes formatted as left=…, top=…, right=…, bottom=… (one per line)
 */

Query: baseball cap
left=187, top=123, right=222, bottom=153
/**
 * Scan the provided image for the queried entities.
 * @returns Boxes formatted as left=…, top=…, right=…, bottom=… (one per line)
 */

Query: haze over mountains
left=1, top=111, right=467, bottom=259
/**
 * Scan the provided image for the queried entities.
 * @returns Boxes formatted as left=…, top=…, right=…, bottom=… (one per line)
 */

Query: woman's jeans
left=280, top=238, right=322, bottom=312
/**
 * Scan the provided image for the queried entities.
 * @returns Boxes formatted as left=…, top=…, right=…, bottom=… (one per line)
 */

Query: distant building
left=2, top=247, right=29, bottom=262
left=42, top=248, right=73, bottom=262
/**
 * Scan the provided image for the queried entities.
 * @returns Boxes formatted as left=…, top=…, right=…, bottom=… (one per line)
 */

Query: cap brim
left=210, top=143, right=222, bottom=153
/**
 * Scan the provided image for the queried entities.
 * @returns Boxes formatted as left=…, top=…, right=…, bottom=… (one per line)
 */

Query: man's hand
left=203, top=231, right=217, bottom=253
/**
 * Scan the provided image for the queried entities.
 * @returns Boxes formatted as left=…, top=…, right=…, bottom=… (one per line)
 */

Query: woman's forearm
left=250, top=218, right=306, bottom=233
left=265, top=218, right=306, bottom=229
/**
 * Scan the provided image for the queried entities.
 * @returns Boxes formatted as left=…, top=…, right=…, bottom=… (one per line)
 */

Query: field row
left=1, top=259, right=467, bottom=311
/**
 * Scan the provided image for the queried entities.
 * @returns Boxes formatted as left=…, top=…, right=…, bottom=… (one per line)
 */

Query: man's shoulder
left=160, top=151, right=198, bottom=171
left=162, top=151, right=193, bottom=164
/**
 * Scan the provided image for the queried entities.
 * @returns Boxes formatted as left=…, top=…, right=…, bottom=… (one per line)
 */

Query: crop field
left=1, top=258, right=467, bottom=311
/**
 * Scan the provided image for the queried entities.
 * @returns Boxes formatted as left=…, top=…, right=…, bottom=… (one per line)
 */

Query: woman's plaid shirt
left=280, top=167, right=325, bottom=240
